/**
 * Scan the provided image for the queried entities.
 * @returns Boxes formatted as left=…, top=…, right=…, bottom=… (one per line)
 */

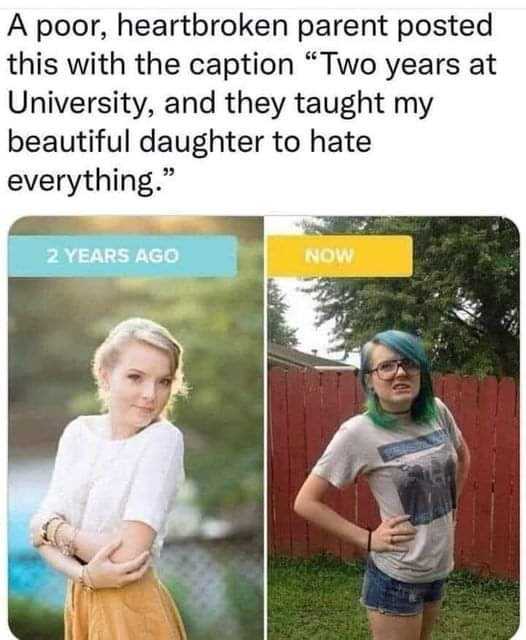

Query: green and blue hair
left=359, top=330, right=437, bottom=428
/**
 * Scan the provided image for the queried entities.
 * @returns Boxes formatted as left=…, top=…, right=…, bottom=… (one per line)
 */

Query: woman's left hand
left=86, top=538, right=151, bottom=589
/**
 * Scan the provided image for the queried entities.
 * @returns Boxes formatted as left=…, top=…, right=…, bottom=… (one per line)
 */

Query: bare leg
left=419, top=601, right=442, bottom=640
left=367, top=610, right=422, bottom=640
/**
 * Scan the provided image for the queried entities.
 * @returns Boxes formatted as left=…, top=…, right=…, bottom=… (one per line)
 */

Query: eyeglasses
left=367, top=359, right=421, bottom=381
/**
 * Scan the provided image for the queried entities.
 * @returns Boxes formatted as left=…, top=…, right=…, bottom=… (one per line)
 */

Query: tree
left=267, top=279, right=298, bottom=347
left=301, top=217, right=519, bottom=377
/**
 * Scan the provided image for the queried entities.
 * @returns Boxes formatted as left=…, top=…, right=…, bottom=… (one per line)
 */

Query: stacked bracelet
left=78, top=565, right=94, bottom=592
left=40, top=516, right=78, bottom=557
left=47, top=517, right=64, bottom=547
left=40, top=515, right=62, bottom=545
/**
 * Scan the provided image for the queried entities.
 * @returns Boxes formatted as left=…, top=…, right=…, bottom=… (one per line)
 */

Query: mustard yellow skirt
left=64, top=569, right=187, bottom=640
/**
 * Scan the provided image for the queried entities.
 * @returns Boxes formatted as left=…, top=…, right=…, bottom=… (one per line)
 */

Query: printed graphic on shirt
left=377, top=430, right=448, bottom=463
left=378, top=431, right=457, bottom=526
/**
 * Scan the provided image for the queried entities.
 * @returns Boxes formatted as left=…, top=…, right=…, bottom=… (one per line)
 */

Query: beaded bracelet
left=78, top=565, right=94, bottom=592
left=47, top=517, right=64, bottom=547
left=40, top=515, right=62, bottom=545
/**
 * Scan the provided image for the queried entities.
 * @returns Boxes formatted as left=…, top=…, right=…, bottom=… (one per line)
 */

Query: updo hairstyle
left=92, top=318, right=187, bottom=409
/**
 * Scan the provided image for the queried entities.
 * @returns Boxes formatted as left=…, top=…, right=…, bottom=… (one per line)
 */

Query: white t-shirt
left=37, top=414, right=185, bottom=558
left=312, top=398, right=462, bottom=583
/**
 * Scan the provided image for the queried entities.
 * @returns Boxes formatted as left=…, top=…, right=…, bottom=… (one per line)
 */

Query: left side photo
left=8, top=216, right=264, bottom=640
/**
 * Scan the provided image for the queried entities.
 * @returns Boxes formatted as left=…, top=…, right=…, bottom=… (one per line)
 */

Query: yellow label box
left=267, top=235, right=413, bottom=277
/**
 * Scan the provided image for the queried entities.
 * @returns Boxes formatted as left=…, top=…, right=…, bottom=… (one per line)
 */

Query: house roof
left=268, top=342, right=357, bottom=370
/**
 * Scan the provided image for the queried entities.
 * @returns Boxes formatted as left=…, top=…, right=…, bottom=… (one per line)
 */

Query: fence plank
left=456, top=377, right=478, bottom=569
left=286, top=369, right=309, bottom=557
left=269, top=368, right=292, bottom=555
left=267, top=383, right=275, bottom=555
left=492, top=378, right=516, bottom=577
left=304, top=369, right=326, bottom=556
left=439, top=375, right=464, bottom=566
left=471, top=377, right=498, bottom=575
left=321, top=371, right=343, bottom=559
left=440, top=374, right=462, bottom=418
left=433, top=375, right=444, bottom=399
left=508, top=393, right=519, bottom=580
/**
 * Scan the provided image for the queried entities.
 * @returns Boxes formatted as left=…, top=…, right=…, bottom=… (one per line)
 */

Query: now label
left=267, top=235, right=412, bottom=277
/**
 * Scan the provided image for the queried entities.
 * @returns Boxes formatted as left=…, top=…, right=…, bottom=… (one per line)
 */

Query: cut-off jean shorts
left=360, top=557, right=446, bottom=616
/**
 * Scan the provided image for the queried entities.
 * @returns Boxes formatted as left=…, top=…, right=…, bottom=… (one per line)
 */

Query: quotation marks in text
left=159, top=167, right=176, bottom=190
left=149, top=167, right=176, bottom=192
left=305, top=50, right=377, bottom=76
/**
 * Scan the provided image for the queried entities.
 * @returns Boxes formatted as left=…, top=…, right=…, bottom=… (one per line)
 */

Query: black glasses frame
left=366, top=358, right=420, bottom=381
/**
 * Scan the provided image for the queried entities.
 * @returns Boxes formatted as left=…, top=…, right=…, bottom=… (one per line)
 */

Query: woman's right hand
left=85, top=538, right=151, bottom=589
left=371, top=515, right=417, bottom=552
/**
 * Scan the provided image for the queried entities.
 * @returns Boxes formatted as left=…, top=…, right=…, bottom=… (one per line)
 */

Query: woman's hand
left=85, top=538, right=151, bottom=589
left=371, top=515, right=417, bottom=552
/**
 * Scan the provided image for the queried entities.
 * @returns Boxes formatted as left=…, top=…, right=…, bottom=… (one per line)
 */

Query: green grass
left=269, top=556, right=519, bottom=640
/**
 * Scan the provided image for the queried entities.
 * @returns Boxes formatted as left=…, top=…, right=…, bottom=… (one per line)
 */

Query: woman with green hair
left=295, top=330, right=471, bottom=640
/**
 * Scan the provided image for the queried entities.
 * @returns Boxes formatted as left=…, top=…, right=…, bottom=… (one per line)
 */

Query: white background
left=1, top=3, right=524, bottom=639
left=0, top=6, right=524, bottom=216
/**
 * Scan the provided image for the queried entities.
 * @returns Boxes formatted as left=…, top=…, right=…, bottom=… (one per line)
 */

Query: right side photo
left=266, top=216, right=519, bottom=640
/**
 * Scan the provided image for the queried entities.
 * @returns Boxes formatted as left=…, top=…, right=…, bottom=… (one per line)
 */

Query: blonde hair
left=92, top=318, right=187, bottom=410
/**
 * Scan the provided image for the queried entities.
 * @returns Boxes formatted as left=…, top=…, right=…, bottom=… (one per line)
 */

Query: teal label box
left=9, top=235, right=237, bottom=278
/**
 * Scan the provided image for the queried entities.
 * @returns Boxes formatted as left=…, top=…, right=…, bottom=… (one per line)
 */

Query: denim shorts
left=360, top=558, right=446, bottom=616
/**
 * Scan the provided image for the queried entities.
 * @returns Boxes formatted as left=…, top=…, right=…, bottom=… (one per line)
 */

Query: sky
left=266, top=216, right=360, bottom=367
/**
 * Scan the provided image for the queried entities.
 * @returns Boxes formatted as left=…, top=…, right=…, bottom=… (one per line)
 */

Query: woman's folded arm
left=30, top=512, right=154, bottom=564
left=37, top=544, right=83, bottom=582
left=109, top=521, right=156, bottom=562
left=72, top=520, right=155, bottom=563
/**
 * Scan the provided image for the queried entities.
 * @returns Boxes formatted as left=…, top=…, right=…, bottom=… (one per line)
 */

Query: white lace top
left=37, top=414, right=185, bottom=558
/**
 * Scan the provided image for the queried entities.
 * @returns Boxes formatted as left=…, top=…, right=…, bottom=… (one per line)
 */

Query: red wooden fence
left=268, top=369, right=519, bottom=580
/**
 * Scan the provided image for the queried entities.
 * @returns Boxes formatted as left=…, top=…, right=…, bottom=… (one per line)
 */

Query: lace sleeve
left=36, top=420, right=79, bottom=518
left=123, top=427, right=185, bottom=533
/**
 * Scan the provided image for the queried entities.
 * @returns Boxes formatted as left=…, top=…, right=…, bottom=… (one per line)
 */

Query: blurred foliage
left=9, top=217, right=263, bottom=515
left=225, top=568, right=264, bottom=640
left=267, top=279, right=298, bottom=347
left=301, top=217, right=519, bottom=377
left=9, top=597, right=64, bottom=640
left=11, top=215, right=261, bottom=242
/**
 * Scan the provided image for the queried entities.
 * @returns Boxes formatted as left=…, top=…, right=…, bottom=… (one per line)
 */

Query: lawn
left=269, top=556, right=519, bottom=640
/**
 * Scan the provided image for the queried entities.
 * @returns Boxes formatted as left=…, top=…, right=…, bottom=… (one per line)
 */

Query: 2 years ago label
left=46, top=246, right=180, bottom=264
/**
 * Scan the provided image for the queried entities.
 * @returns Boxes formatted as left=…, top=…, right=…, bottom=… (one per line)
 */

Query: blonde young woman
left=30, top=318, right=188, bottom=639
left=295, top=330, right=471, bottom=640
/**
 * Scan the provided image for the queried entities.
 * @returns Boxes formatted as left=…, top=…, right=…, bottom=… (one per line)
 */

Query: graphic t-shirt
left=312, top=398, right=462, bottom=583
